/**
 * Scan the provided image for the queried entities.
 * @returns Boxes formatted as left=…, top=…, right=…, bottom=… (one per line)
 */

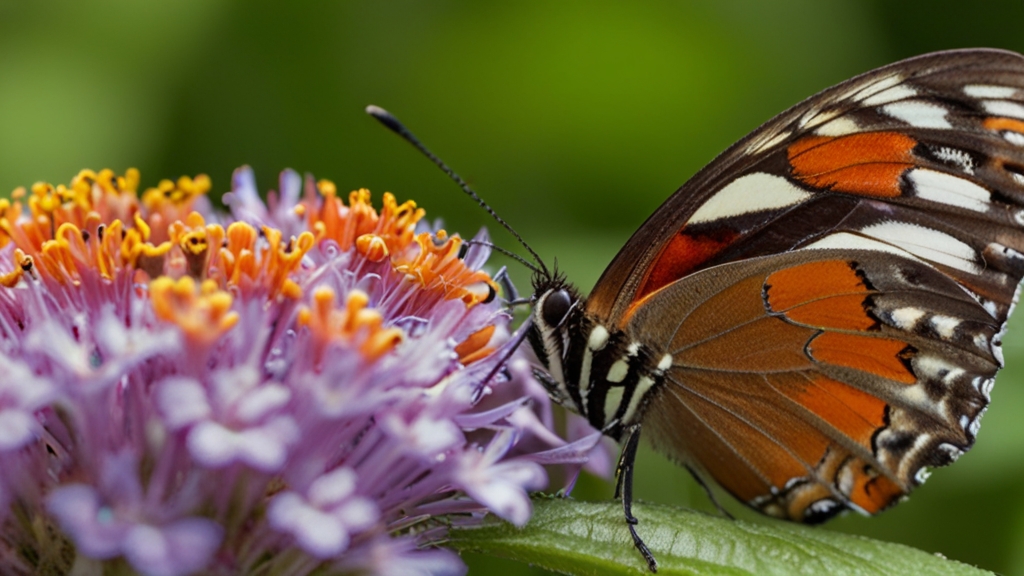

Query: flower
left=0, top=167, right=605, bottom=576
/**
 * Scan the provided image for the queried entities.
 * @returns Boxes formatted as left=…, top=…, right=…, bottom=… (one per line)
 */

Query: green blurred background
left=2, top=1, right=1023, bottom=573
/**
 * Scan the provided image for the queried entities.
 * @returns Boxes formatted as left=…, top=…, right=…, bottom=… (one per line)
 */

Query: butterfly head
left=526, top=270, right=588, bottom=410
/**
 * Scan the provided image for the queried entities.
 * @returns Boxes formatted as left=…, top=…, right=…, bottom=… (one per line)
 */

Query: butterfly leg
left=614, top=423, right=657, bottom=572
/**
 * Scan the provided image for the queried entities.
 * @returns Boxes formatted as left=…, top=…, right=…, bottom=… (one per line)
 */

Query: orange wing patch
left=636, top=227, right=739, bottom=303
left=983, top=116, right=1024, bottom=135
left=808, top=332, right=917, bottom=383
left=766, top=260, right=868, bottom=309
left=846, top=466, right=905, bottom=514
left=772, top=373, right=888, bottom=447
left=766, top=260, right=877, bottom=331
left=784, top=448, right=903, bottom=517
left=788, top=132, right=918, bottom=197
left=780, top=295, right=877, bottom=331
left=649, top=368, right=902, bottom=520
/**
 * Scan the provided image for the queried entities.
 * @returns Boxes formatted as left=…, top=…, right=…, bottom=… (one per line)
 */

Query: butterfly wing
left=590, top=48, right=1024, bottom=331
left=588, top=48, right=1024, bottom=521
left=626, top=248, right=998, bottom=520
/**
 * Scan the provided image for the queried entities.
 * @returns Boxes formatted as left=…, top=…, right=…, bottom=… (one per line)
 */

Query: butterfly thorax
left=528, top=277, right=671, bottom=442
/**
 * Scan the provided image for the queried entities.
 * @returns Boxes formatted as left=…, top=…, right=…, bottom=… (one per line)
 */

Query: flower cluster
left=0, top=167, right=603, bottom=575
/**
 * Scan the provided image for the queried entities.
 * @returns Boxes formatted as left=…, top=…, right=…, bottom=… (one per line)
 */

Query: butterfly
left=525, top=48, right=1024, bottom=571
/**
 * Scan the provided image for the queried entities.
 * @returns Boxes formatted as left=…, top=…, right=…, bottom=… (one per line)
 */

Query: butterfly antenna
left=366, top=105, right=550, bottom=278
left=461, top=239, right=540, bottom=275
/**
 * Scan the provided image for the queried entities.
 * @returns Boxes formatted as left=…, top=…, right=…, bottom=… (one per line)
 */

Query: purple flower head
left=0, top=167, right=603, bottom=575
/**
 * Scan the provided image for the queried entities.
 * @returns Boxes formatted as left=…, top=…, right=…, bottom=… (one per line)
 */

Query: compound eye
left=541, top=289, right=572, bottom=328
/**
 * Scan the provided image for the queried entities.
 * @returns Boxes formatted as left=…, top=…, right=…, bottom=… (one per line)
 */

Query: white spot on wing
left=975, top=376, right=995, bottom=400
left=990, top=242, right=1024, bottom=265
left=895, top=433, right=935, bottom=481
left=915, top=355, right=962, bottom=386
left=689, top=173, right=812, bottom=225
left=992, top=327, right=1006, bottom=366
left=814, top=116, right=860, bottom=137
left=908, top=169, right=988, bottom=212
left=799, top=107, right=840, bottom=130
left=1004, top=131, right=1024, bottom=147
left=804, top=232, right=917, bottom=259
left=964, top=84, right=1018, bottom=99
left=808, top=499, right=841, bottom=517
left=882, top=101, right=952, bottom=129
left=944, top=368, right=965, bottom=385
left=899, top=384, right=929, bottom=410
left=929, top=148, right=975, bottom=175
left=937, top=442, right=964, bottom=462
left=983, top=100, right=1024, bottom=120
left=973, top=333, right=990, bottom=353
left=850, top=73, right=904, bottom=102
left=863, top=84, right=917, bottom=106
left=890, top=307, right=926, bottom=330
left=747, top=130, right=792, bottom=155
left=859, top=221, right=980, bottom=274
left=797, top=109, right=818, bottom=128
left=656, top=353, right=673, bottom=373
left=969, top=413, right=984, bottom=436
left=929, top=314, right=961, bottom=339
left=837, top=462, right=855, bottom=495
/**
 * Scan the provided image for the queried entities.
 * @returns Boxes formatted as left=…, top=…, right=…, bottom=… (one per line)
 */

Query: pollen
left=356, top=234, right=389, bottom=262
left=305, top=183, right=424, bottom=255
left=213, top=222, right=314, bottom=299
left=299, top=184, right=497, bottom=305
left=150, top=276, right=239, bottom=345
left=168, top=212, right=224, bottom=281
left=142, top=174, right=212, bottom=211
left=297, top=287, right=404, bottom=361
left=0, top=249, right=30, bottom=287
left=0, top=168, right=498, bottom=310
left=394, top=232, right=498, bottom=307
left=0, top=168, right=215, bottom=284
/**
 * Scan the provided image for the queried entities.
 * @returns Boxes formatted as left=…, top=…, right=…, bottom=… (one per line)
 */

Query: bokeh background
left=3, top=1, right=1023, bottom=573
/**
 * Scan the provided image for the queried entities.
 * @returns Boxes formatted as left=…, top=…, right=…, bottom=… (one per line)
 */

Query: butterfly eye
left=541, top=289, right=573, bottom=328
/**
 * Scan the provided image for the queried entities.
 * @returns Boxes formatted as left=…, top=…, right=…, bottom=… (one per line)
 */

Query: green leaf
left=448, top=498, right=992, bottom=576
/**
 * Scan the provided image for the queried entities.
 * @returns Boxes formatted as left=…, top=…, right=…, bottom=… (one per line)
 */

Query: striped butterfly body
left=527, top=49, right=1024, bottom=570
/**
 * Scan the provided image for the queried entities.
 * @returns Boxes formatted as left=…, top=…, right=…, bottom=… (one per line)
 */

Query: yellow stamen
left=0, top=249, right=30, bottom=287
left=394, top=233, right=498, bottom=307
left=213, top=221, right=313, bottom=299
left=150, top=276, right=239, bottom=345
left=356, top=234, right=389, bottom=262
left=297, top=288, right=404, bottom=361
left=2, top=170, right=500, bottom=316
left=304, top=185, right=424, bottom=256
